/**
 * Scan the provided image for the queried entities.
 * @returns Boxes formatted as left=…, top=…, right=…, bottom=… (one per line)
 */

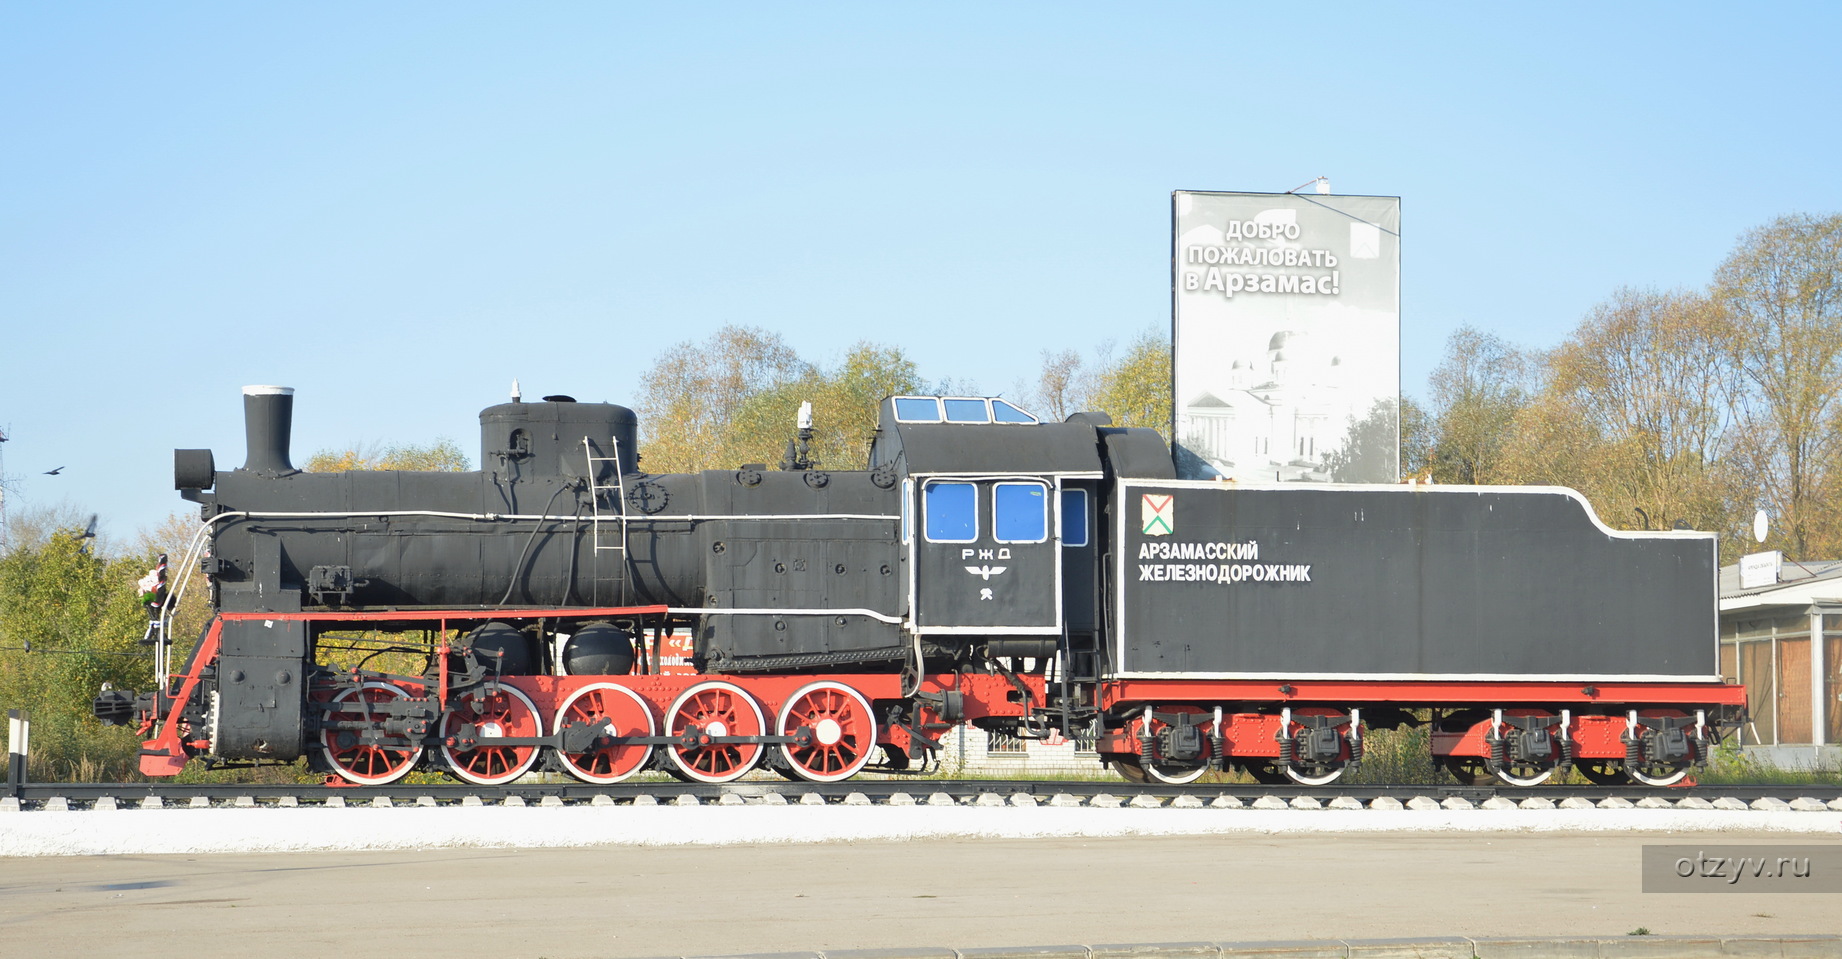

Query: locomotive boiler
left=97, top=385, right=1745, bottom=788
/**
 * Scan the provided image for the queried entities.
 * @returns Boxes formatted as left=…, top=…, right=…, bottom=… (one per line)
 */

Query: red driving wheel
left=440, top=683, right=544, bottom=786
left=777, top=681, right=877, bottom=782
left=555, top=682, right=656, bottom=784
left=664, top=681, right=764, bottom=783
left=319, top=682, right=423, bottom=786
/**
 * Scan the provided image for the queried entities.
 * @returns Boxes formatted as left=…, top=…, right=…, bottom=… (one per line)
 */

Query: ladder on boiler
left=582, top=435, right=631, bottom=605
left=582, top=435, right=630, bottom=556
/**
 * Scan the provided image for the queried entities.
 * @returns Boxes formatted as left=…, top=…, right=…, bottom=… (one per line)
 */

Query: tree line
left=630, top=326, right=1173, bottom=475
left=1408, top=212, right=1842, bottom=562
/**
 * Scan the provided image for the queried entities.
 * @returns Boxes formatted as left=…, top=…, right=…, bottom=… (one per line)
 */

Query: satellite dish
left=1753, top=509, right=1769, bottom=544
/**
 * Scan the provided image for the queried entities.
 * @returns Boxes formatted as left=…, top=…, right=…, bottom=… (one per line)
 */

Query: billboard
left=1172, top=191, right=1400, bottom=483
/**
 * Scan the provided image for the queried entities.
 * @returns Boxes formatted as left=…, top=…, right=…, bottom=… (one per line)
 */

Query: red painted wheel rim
left=556, top=683, right=655, bottom=784
left=778, top=682, right=876, bottom=782
left=666, top=682, right=763, bottom=783
left=319, top=682, right=421, bottom=786
left=440, top=683, right=543, bottom=786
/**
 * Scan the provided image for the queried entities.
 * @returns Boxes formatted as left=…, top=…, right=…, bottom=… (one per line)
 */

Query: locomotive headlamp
left=173, top=448, right=215, bottom=490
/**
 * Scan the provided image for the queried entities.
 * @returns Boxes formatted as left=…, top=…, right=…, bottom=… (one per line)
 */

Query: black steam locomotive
left=97, top=386, right=1744, bottom=787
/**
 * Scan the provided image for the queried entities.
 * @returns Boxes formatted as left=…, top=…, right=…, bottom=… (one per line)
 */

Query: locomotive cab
left=876, top=396, right=1088, bottom=637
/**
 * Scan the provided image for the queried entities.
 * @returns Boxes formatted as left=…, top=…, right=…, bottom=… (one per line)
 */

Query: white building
left=1718, top=555, right=1842, bottom=768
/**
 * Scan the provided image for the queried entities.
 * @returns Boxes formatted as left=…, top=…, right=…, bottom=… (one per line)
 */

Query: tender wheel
left=1144, top=760, right=1209, bottom=785
left=1115, top=705, right=1214, bottom=785
left=1108, top=756, right=1150, bottom=783
left=1627, top=761, right=1692, bottom=787
left=1279, top=708, right=1356, bottom=785
left=665, top=681, right=765, bottom=783
left=1283, top=762, right=1345, bottom=786
left=319, top=682, right=422, bottom=786
left=440, top=683, right=544, bottom=786
left=1494, top=761, right=1558, bottom=787
left=1110, top=752, right=1209, bottom=785
left=777, top=681, right=877, bottom=783
left=555, top=683, right=655, bottom=784
left=1626, top=712, right=1697, bottom=786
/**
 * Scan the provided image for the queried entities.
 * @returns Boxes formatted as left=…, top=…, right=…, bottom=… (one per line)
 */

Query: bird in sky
left=44, top=466, right=64, bottom=475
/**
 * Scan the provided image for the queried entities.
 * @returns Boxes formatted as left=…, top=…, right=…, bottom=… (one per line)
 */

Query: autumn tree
left=1502, top=288, right=1741, bottom=533
left=1714, top=212, right=1842, bottom=556
left=1422, top=326, right=1533, bottom=484
left=304, top=439, right=470, bottom=472
left=635, top=326, right=811, bottom=474
left=1030, top=348, right=1094, bottom=423
left=0, top=508, right=157, bottom=780
left=1088, top=329, right=1172, bottom=440
left=724, top=343, right=929, bottom=471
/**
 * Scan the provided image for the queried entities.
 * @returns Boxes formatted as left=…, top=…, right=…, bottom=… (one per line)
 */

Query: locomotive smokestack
left=241, top=385, right=296, bottom=474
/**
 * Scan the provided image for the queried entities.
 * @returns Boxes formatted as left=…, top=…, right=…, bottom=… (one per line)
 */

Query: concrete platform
left=3, top=832, right=1838, bottom=959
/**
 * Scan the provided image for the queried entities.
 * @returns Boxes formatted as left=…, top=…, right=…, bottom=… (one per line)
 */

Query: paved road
left=1, top=831, right=1834, bottom=958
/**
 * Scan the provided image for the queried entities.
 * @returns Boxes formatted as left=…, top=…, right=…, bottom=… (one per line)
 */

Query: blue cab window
left=924, top=482, right=977, bottom=542
left=1060, top=489, right=1089, bottom=547
left=994, top=482, right=1048, bottom=543
left=992, top=400, right=1036, bottom=424
left=943, top=398, right=989, bottom=423
left=894, top=397, right=942, bottom=423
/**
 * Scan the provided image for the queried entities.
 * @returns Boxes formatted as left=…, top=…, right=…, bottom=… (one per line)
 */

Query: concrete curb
left=642, top=936, right=1842, bottom=959
left=8, top=804, right=1842, bottom=858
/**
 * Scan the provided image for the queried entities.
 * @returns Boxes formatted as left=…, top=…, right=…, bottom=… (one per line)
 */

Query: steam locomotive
left=96, top=386, right=1745, bottom=787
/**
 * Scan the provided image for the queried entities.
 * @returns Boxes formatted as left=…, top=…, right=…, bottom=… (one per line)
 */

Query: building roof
left=1718, top=557, right=1842, bottom=611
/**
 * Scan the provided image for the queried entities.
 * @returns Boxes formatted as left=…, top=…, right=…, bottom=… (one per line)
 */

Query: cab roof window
left=894, top=397, right=942, bottom=423
left=892, top=396, right=1039, bottom=425
left=992, top=399, right=1036, bottom=423
left=944, top=398, right=988, bottom=423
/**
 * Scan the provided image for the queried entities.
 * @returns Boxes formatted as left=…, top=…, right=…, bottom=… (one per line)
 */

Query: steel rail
left=10, top=777, right=1841, bottom=808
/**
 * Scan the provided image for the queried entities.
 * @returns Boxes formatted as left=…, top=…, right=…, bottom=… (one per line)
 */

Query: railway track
left=7, top=777, right=1842, bottom=810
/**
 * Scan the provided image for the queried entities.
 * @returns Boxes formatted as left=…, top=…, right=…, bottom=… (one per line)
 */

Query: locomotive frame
left=98, top=387, right=1746, bottom=789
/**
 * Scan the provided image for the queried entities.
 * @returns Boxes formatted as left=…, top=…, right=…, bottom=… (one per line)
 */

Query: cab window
left=923, top=482, right=977, bottom=542
left=993, top=482, right=1048, bottom=543
left=1060, top=489, right=1089, bottom=547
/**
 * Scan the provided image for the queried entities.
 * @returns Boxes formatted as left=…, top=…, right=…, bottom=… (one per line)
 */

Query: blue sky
left=3, top=3, right=1839, bottom=539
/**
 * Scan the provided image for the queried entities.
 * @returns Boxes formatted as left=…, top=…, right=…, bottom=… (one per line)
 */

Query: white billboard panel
left=1172, top=191, right=1400, bottom=483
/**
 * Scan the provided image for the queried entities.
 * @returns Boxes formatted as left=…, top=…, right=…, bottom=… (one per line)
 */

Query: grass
left=1692, top=742, right=1842, bottom=786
